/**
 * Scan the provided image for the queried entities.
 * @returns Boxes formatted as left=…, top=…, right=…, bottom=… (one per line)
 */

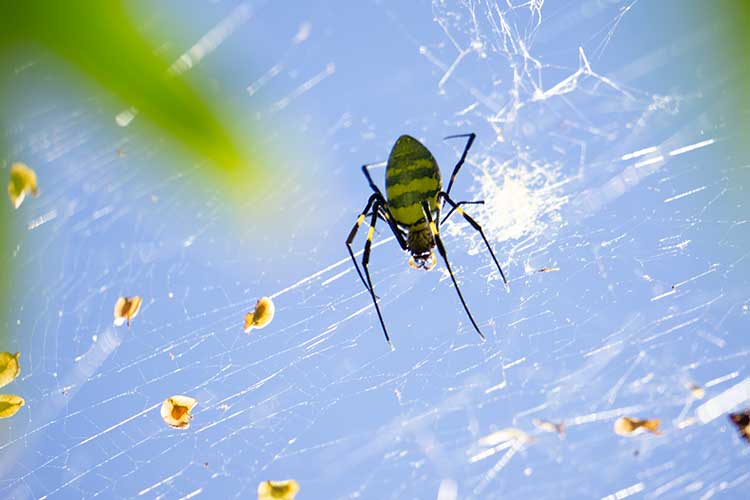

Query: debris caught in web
left=532, top=418, right=565, bottom=438
left=614, top=417, right=662, bottom=436
left=244, top=296, right=275, bottom=333
left=7, top=163, right=38, bottom=209
left=113, top=296, right=142, bottom=327
left=160, top=395, right=197, bottom=429
left=0, top=352, right=21, bottom=388
left=257, top=479, right=300, bottom=500
left=478, top=427, right=533, bottom=447
left=537, top=267, right=560, bottom=273
left=0, top=394, right=25, bottom=419
left=728, top=410, right=750, bottom=443
left=688, top=383, right=705, bottom=399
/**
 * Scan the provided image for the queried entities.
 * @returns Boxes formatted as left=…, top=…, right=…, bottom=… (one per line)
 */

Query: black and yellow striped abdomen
left=385, top=135, right=442, bottom=228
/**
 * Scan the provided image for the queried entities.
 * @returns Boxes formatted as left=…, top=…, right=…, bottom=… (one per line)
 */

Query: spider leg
left=439, top=192, right=508, bottom=286
left=440, top=200, right=484, bottom=225
left=421, top=200, right=485, bottom=340
left=378, top=205, right=408, bottom=250
left=361, top=163, right=386, bottom=197
left=443, top=133, right=476, bottom=199
left=361, top=163, right=408, bottom=250
left=346, top=193, right=381, bottom=292
left=362, top=200, right=393, bottom=347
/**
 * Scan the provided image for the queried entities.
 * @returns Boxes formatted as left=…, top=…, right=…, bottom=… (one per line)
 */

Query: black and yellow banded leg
left=362, top=201, right=393, bottom=347
left=440, top=200, right=484, bottom=225
left=421, top=201, right=486, bottom=340
left=362, top=163, right=408, bottom=250
left=439, top=192, right=508, bottom=286
left=346, top=193, right=381, bottom=293
left=443, top=133, right=476, bottom=198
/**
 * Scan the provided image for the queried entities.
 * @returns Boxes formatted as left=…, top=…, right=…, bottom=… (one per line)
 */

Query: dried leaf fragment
left=0, top=394, right=25, bottom=418
left=161, top=395, right=197, bottom=429
left=729, top=410, right=750, bottom=443
left=257, top=479, right=300, bottom=500
left=614, top=416, right=662, bottom=436
left=8, top=163, right=38, bottom=209
left=0, top=352, right=21, bottom=389
left=114, top=296, right=142, bottom=327
left=532, top=418, right=566, bottom=438
left=244, top=297, right=275, bottom=333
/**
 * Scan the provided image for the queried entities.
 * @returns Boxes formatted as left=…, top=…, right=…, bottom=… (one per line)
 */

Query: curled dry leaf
left=0, top=394, right=25, bottom=418
left=161, top=395, right=197, bottom=429
left=257, top=479, right=300, bottom=500
left=244, top=297, right=275, bottom=333
left=114, top=296, right=142, bottom=327
left=614, top=416, right=662, bottom=436
left=8, top=163, right=38, bottom=209
left=0, top=352, right=21, bottom=389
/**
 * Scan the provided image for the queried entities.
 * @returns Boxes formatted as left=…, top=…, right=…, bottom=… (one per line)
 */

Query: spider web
left=1, top=1, right=749, bottom=499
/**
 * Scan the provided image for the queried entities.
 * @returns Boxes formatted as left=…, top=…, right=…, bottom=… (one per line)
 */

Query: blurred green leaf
left=0, top=1, right=257, bottom=343
left=2, top=0, right=246, bottom=173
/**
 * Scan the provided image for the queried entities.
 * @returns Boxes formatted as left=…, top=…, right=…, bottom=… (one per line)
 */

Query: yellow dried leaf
left=0, top=352, right=21, bottom=389
left=8, top=163, right=38, bottom=209
left=0, top=394, right=25, bottom=418
left=257, top=479, right=300, bottom=500
left=114, top=296, right=142, bottom=327
left=244, top=297, right=275, bottom=333
left=614, top=416, right=662, bottom=436
left=160, top=395, right=197, bottom=429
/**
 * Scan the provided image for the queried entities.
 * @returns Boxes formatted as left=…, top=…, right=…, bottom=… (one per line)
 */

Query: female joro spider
left=346, top=133, right=508, bottom=346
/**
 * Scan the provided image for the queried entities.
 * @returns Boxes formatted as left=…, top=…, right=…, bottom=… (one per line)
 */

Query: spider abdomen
left=385, top=135, right=442, bottom=228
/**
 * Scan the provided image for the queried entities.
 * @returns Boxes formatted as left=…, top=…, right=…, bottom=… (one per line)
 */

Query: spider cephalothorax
left=345, top=133, right=509, bottom=346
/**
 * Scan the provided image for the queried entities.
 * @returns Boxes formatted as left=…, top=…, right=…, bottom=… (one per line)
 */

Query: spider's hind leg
left=438, top=192, right=508, bottom=286
left=421, top=200, right=485, bottom=340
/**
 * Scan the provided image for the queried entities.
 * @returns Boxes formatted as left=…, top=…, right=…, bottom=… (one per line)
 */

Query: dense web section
left=1, top=1, right=749, bottom=499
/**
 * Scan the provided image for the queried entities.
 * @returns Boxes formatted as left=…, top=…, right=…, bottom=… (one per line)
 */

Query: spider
left=346, top=133, right=508, bottom=347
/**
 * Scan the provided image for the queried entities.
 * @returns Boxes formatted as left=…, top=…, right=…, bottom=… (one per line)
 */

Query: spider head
left=407, top=225, right=436, bottom=270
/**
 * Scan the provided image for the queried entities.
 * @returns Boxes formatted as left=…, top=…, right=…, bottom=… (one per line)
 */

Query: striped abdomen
left=385, top=135, right=442, bottom=228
